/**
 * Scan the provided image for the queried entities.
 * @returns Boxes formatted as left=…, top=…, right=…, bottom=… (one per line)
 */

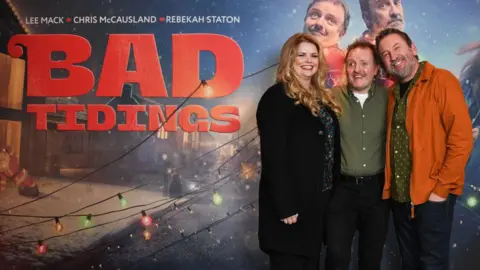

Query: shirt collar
left=393, top=61, right=426, bottom=98
left=347, top=84, right=376, bottom=98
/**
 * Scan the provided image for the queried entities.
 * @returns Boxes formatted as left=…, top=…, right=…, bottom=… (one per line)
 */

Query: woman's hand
left=281, top=214, right=298, bottom=224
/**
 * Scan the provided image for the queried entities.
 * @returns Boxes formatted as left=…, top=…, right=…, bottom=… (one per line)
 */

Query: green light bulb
left=120, top=198, right=128, bottom=207
left=212, top=192, right=223, bottom=206
left=467, top=196, right=477, bottom=207
left=84, top=214, right=93, bottom=227
left=118, top=194, right=128, bottom=208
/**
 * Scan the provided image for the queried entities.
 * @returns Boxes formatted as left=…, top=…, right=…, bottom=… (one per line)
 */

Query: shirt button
left=319, top=130, right=323, bottom=135
left=363, top=164, right=366, bottom=167
left=363, top=147, right=366, bottom=151
left=362, top=115, right=365, bottom=118
left=397, top=126, right=400, bottom=129
left=363, top=131, right=366, bottom=134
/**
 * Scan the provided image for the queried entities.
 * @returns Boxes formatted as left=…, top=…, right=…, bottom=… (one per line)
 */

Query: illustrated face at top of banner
left=303, top=0, right=350, bottom=87
left=377, top=33, right=418, bottom=82
left=360, top=0, right=404, bottom=43
left=303, top=0, right=349, bottom=48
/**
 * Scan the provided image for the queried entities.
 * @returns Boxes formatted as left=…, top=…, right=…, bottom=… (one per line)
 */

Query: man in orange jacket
left=376, top=28, right=474, bottom=270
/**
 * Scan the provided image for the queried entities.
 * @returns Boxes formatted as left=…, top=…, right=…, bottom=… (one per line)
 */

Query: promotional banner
left=0, top=0, right=478, bottom=269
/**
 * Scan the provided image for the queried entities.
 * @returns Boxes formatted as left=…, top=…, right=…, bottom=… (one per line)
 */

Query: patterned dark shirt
left=390, top=62, right=425, bottom=203
left=319, top=106, right=335, bottom=192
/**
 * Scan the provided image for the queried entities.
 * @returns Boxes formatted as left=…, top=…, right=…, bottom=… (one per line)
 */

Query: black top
left=399, top=80, right=411, bottom=99
left=256, top=82, right=341, bottom=257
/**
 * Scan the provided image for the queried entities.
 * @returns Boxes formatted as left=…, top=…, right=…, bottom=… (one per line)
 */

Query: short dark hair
left=375, top=28, right=418, bottom=63
left=375, top=28, right=413, bottom=49
left=345, top=40, right=381, bottom=66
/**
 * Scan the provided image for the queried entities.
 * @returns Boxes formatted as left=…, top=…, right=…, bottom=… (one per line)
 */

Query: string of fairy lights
left=0, top=139, right=258, bottom=237
left=0, top=151, right=259, bottom=253
left=0, top=135, right=259, bottom=238
left=0, top=133, right=258, bottom=221
left=58, top=154, right=260, bottom=268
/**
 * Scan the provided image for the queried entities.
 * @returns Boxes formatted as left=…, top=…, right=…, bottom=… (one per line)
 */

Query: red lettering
left=210, top=105, right=240, bottom=133
left=148, top=105, right=178, bottom=132
left=117, top=105, right=146, bottom=131
left=8, top=34, right=244, bottom=99
left=178, top=105, right=209, bottom=132
left=172, top=34, right=244, bottom=98
left=27, top=104, right=56, bottom=130
left=27, top=104, right=241, bottom=132
left=87, top=105, right=116, bottom=131
left=96, top=35, right=168, bottom=97
left=57, top=104, right=85, bottom=131
left=8, top=34, right=94, bottom=97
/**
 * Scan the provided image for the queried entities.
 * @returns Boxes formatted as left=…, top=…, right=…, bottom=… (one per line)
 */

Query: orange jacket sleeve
left=432, top=70, right=474, bottom=198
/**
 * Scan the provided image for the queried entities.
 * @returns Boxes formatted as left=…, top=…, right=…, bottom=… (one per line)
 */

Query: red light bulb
left=141, top=210, right=152, bottom=226
left=36, top=241, right=47, bottom=254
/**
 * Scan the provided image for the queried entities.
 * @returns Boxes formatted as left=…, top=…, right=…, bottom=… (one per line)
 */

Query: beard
left=387, top=54, right=417, bottom=81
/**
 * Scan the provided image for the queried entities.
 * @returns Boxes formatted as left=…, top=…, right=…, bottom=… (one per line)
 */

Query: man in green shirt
left=325, top=40, right=390, bottom=270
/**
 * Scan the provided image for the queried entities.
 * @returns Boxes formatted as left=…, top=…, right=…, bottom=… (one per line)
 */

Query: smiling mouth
left=301, top=65, right=314, bottom=70
left=392, top=59, right=405, bottom=70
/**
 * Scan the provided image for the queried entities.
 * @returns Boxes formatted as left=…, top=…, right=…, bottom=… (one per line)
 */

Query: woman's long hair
left=276, top=33, right=342, bottom=116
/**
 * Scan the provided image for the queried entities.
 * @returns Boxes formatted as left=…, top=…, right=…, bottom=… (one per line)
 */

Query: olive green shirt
left=390, top=62, right=426, bottom=203
left=334, top=84, right=389, bottom=177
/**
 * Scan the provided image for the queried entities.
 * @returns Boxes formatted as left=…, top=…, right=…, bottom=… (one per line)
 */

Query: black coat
left=256, top=82, right=341, bottom=258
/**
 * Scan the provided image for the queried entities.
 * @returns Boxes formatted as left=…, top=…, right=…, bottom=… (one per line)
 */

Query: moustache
left=387, top=18, right=403, bottom=25
left=308, top=25, right=327, bottom=35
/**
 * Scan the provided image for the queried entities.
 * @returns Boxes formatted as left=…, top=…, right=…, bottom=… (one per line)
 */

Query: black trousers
left=325, top=173, right=390, bottom=270
left=391, top=195, right=457, bottom=270
left=268, top=251, right=320, bottom=270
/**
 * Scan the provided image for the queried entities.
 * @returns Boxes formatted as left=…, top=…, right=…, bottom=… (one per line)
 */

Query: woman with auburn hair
left=256, top=33, right=342, bottom=270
